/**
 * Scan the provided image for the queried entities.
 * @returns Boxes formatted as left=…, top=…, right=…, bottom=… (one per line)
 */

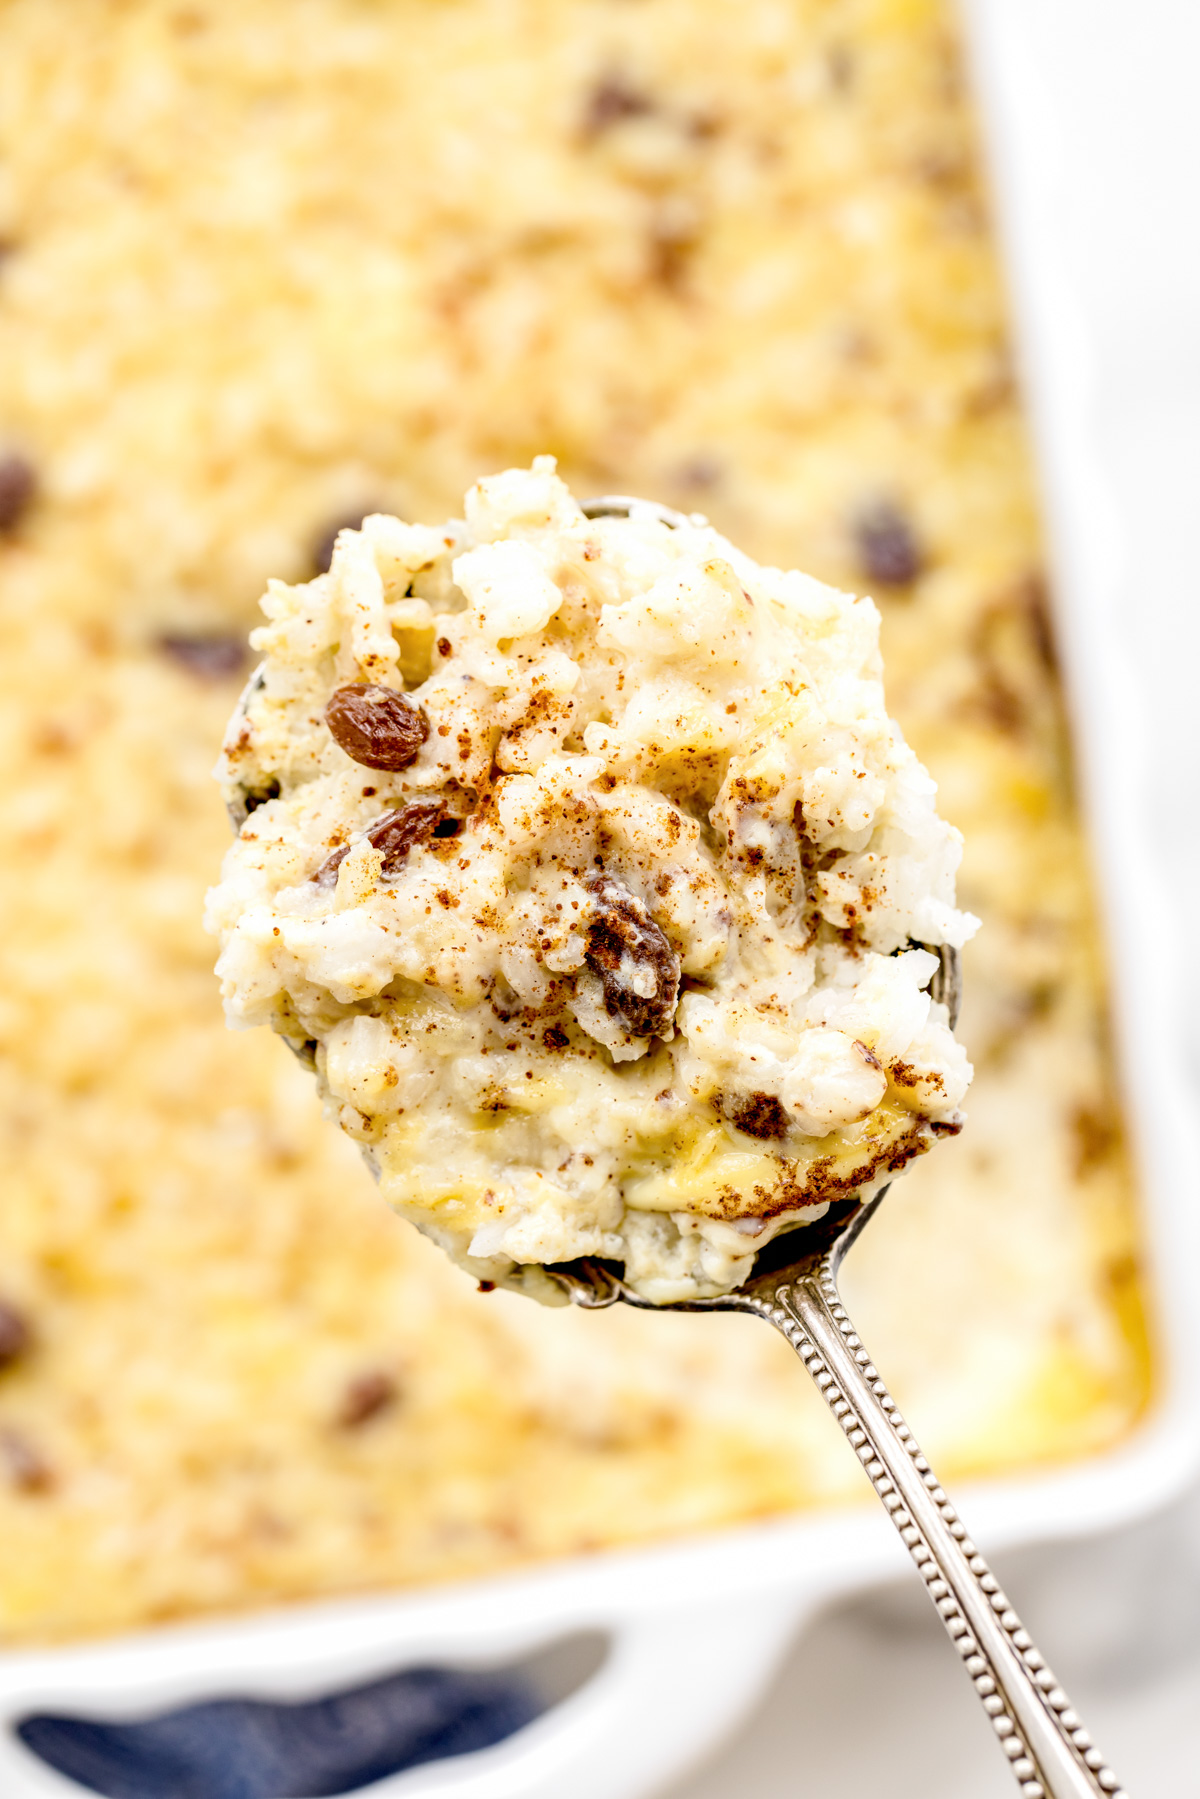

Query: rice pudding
left=208, top=463, right=975, bottom=1302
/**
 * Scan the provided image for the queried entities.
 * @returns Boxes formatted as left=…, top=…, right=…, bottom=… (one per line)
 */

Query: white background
left=668, top=2, right=1200, bottom=1793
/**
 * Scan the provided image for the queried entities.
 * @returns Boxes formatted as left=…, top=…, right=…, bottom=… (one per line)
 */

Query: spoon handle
left=763, top=1260, right=1127, bottom=1799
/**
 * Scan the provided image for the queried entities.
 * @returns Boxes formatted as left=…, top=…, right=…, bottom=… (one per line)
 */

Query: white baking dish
left=4, top=5, right=1198, bottom=1795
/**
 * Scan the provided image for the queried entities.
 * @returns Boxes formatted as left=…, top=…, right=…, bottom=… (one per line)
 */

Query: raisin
left=367, top=802, right=445, bottom=876
left=726, top=1092, right=790, bottom=1140
left=0, top=1426, right=52, bottom=1493
left=312, top=843, right=351, bottom=889
left=336, top=1369, right=398, bottom=1429
left=581, top=73, right=654, bottom=138
left=853, top=500, right=923, bottom=588
left=157, top=631, right=247, bottom=679
left=673, top=453, right=722, bottom=493
left=315, top=801, right=446, bottom=887
left=0, top=453, right=36, bottom=534
left=242, top=777, right=281, bottom=817
left=326, top=683, right=428, bottom=771
left=827, top=44, right=855, bottom=91
left=584, top=875, right=680, bottom=1040
left=0, top=1299, right=31, bottom=1369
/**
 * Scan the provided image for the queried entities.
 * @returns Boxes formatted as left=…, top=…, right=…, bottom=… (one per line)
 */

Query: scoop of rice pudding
left=207, top=461, right=976, bottom=1303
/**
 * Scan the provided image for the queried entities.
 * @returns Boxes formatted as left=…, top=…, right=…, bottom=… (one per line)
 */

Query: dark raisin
left=726, top=1092, right=790, bottom=1140
left=0, top=453, right=36, bottom=534
left=336, top=1369, right=398, bottom=1429
left=157, top=632, right=247, bottom=679
left=0, top=1426, right=52, bottom=1493
left=584, top=876, right=681, bottom=1040
left=827, top=44, right=855, bottom=91
left=312, top=801, right=445, bottom=887
left=367, top=802, right=445, bottom=876
left=312, top=843, right=351, bottom=889
left=0, top=1299, right=32, bottom=1369
left=673, top=453, right=722, bottom=493
left=326, top=683, right=428, bottom=771
left=310, top=507, right=378, bottom=577
left=581, top=72, right=654, bottom=138
left=853, top=500, right=923, bottom=587
left=242, top=777, right=281, bottom=816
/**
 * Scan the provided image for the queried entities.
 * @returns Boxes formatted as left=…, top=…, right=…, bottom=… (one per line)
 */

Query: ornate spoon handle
left=757, top=1258, right=1127, bottom=1799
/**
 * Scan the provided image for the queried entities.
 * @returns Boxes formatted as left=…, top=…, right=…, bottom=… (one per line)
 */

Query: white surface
left=669, top=2, right=1200, bottom=1792
left=666, top=1493, right=1200, bottom=1797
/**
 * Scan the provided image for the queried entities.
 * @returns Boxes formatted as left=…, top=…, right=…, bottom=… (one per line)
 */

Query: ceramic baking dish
left=2, top=4, right=1197, bottom=1794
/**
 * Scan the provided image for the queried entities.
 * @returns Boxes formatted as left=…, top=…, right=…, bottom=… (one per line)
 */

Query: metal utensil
left=535, top=496, right=1129, bottom=1799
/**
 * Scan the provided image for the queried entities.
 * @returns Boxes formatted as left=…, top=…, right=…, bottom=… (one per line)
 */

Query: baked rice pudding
left=0, top=0, right=1148, bottom=1641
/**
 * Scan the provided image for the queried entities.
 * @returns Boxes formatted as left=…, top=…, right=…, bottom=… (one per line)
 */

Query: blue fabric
left=17, top=1663, right=542, bottom=1798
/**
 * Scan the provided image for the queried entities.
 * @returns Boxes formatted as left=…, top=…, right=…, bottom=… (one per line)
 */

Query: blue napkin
left=17, top=1661, right=543, bottom=1798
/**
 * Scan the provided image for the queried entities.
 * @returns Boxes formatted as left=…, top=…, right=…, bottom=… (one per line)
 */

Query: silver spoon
left=227, top=496, right=1129, bottom=1798
left=540, top=497, right=1130, bottom=1799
